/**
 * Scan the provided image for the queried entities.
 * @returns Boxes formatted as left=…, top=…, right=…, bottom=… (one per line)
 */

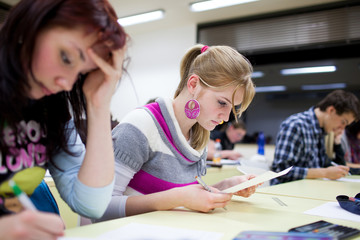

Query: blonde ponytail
left=175, top=44, right=255, bottom=150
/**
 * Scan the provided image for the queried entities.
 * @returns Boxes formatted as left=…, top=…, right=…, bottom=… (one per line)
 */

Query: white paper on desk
left=223, top=166, right=293, bottom=193
left=323, top=177, right=360, bottom=183
left=206, top=159, right=240, bottom=165
left=304, top=202, right=360, bottom=222
left=58, top=238, right=93, bottom=240
left=221, top=159, right=241, bottom=165
left=97, top=222, right=223, bottom=240
left=338, top=178, right=360, bottom=182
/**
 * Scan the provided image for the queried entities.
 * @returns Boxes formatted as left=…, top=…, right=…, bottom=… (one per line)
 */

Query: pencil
left=195, top=176, right=227, bottom=210
left=195, top=176, right=212, bottom=192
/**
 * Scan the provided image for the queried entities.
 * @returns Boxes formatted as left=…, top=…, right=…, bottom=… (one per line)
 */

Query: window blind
left=198, top=5, right=360, bottom=54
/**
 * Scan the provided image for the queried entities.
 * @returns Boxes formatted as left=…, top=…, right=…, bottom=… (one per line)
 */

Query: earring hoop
left=184, top=99, right=200, bottom=119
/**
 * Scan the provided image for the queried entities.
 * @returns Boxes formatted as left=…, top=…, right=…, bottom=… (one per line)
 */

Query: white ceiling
left=2, top=0, right=358, bottom=92
left=1, top=0, right=345, bottom=35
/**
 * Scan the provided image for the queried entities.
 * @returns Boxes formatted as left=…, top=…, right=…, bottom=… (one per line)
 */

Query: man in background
left=207, top=120, right=247, bottom=160
left=271, top=90, right=360, bottom=185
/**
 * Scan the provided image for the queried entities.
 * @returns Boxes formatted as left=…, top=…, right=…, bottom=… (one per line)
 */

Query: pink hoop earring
left=184, top=99, right=200, bottom=119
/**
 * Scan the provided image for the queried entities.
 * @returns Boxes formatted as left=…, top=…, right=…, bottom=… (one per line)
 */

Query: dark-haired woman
left=0, top=0, right=127, bottom=238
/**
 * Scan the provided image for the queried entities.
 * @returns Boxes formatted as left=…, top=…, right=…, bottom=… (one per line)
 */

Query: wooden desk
left=235, top=143, right=275, bottom=163
left=257, top=177, right=360, bottom=201
left=203, top=165, right=241, bottom=185
left=203, top=164, right=271, bottom=187
left=226, top=193, right=359, bottom=231
left=65, top=192, right=360, bottom=239
left=203, top=144, right=276, bottom=186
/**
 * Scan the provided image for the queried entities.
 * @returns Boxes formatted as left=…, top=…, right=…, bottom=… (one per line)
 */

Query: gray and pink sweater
left=96, top=98, right=207, bottom=221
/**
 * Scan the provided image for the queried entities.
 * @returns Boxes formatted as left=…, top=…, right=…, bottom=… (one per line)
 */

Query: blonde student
left=0, top=0, right=127, bottom=239
left=97, top=44, right=259, bottom=221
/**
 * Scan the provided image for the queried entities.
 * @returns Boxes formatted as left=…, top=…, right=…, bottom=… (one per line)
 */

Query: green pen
left=9, top=180, right=37, bottom=211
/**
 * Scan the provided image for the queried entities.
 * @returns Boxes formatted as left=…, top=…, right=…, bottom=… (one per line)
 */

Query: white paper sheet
left=223, top=166, right=293, bottom=193
left=206, top=159, right=241, bottom=165
left=304, top=202, right=360, bottom=222
left=338, top=178, right=360, bottom=182
left=97, top=223, right=223, bottom=240
left=59, top=223, right=223, bottom=240
left=323, top=177, right=360, bottom=183
left=58, top=238, right=93, bottom=240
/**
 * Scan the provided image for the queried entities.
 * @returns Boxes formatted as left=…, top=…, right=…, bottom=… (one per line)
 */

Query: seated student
left=0, top=0, right=127, bottom=238
left=207, top=120, right=247, bottom=160
left=96, top=44, right=260, bottom=221
left=324, top=128, right=347, bottom=166
left=321, top=119, right=360, bottom=176
left=271, top=90, right=360, bottom=185
left=324, top=127, right=360, bottom=175
left=341, top=121, right=360, bottom=169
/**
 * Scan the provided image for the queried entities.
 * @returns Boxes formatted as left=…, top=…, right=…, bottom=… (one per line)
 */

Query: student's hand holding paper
left=224, top=166, right=293, bottom=194
left=232, top=175, right=263, bottom=197
left=212, top=175, right=262, bottom=198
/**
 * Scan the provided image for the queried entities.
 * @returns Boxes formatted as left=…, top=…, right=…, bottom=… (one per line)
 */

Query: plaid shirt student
left=271, top=107, right=332, bottom=185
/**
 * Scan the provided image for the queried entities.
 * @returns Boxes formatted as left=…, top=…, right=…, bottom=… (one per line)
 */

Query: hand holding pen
left=195, top=176, right=212, bottom=192
left=1, top=180, right=65, bottom=240
left=330, top=161, right=351, bottom=177
left=195, top=176, right=228, bottom=210
left=9, top=180, right=37, bottom=211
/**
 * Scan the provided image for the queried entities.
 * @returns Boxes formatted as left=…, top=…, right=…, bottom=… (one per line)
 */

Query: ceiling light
left=251, top=71, right=264, bottom=78
left=255, top=86, right=286, bottom=93
left=190, top=0, right=259, bottom=12
left=118, top=10, right=165, bottom=27
left=280, top=66, right=336, bottom=75
left=301, top=83, right=346, bottom=91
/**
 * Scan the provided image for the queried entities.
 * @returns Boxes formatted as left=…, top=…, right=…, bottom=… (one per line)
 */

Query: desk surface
left=235, top=144, right=275, bottom=163
left=203, top=165, right=241, bottom=185
left=257, top=177, right=360, bottom=201
left=65, top=191, right=360, bottom=239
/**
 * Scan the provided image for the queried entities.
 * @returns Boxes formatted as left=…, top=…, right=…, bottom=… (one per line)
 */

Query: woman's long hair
left=0, top=0, right=127, bottom=159
left=174, top=44, right=255, bottom=150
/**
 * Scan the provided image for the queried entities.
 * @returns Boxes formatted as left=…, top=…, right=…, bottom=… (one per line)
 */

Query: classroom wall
left=110, top=9, right=359, bottom=142
left=245, top=93, right=325, bottom=144
left=110, top=24, right=197, bottom=120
